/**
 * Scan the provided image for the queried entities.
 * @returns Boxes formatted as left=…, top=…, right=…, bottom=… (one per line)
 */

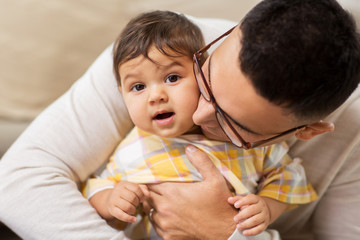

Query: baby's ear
left=118, top=86, right=122, bottom=92
left=295, top=121, right=335, bottom=141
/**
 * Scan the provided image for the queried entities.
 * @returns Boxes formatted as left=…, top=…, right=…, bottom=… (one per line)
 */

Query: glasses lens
left=216, top=111, right=243, bottom=148
left=193, top=60, right=211, bottom=101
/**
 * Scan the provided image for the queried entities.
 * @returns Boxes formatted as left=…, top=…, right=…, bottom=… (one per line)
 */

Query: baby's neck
left=184, top=125, right=202, bottom=135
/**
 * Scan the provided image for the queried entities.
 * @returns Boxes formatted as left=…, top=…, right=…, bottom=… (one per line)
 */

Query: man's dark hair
left=113, top=10, right=206, bottom=86
left=240, top=0, right=360, bottom=121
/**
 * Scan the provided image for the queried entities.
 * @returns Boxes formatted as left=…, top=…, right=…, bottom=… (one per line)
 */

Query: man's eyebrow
left=209, top=53, right=261, bottom=136
left=224, top=111, right=262, bottom=135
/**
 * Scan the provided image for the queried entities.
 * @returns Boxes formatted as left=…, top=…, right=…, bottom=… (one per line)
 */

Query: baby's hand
left=107, top=181, right=149, bottom=223
left=228, top=194, right=270, bottom=236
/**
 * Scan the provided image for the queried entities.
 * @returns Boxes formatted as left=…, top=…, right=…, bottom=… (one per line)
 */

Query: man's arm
left=0, top=46, right=134, bottom=239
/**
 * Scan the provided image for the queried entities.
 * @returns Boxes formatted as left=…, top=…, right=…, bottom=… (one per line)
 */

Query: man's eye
left=131, top=84, right=145, bottom=92
left=165, top=74, right=180, bottom=83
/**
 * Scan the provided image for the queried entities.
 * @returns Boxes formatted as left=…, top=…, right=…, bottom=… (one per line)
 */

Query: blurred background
left=0, top=0, right=359, bottom=239
left=0, top=0, right=261, bottom=159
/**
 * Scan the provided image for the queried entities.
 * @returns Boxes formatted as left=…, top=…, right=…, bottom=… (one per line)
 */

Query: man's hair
left=113, top=10, right=206, bottom=86
left=240, top=0, right=360, bottom=121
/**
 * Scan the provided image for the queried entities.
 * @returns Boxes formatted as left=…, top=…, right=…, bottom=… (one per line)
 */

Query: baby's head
left=113, top=11, right=207, bottom=137
left=113, top=10, right=207, bottom=86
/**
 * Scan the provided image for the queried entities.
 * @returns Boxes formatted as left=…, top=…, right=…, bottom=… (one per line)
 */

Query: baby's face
left=119, top=46, right=200, bottom=138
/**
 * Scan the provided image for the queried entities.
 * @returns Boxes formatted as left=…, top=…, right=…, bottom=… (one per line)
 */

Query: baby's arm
left=228, top=194, right=288, bottom=236
left=89, top=181, right=149, bottom=227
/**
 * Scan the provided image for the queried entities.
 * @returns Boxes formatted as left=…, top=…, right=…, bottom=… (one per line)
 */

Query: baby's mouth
left=153, top=112, right=175, bottom=120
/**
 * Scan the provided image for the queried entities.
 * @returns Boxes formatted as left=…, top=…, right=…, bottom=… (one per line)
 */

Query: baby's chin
left=146, top=129, right=185, bottom=138
left=153, top=126, right=201, bottom=138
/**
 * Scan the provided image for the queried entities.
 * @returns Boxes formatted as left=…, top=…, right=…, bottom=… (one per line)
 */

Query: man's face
left=193, top=26, right=298, bottom=144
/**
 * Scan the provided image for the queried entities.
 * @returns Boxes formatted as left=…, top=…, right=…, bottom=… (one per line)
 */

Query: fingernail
left=186, top=145, right=198, bottom=153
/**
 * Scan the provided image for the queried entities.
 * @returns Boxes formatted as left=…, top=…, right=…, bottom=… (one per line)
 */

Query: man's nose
left=193, top=95, right=216, bottom=124
left=148, top=85, right=168, bottom=104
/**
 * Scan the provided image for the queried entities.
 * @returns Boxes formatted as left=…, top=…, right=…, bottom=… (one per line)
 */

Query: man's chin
left=201, top=126, right=228, bottom=141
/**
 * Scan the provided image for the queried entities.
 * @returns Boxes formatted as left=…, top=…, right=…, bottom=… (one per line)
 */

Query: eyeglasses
left=193, top=26, right=306, bottom=149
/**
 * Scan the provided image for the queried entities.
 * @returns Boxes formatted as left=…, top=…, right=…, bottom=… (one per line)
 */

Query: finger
left=233, top=194, right=258, bottom=208
left=124, top=183, right=147, bottom=204
left=242, top=223, right=267, bottom=236
left=142, top=200, right=151, bottom=214
left=237, top=213, right=264, bottom=230
left=114, top=182, right=145, bottom=207
left=147, top=182, right=166, bottom=196
left=185, top=145, right=223, bottom=181
left=139, top=184, right=149, bottom=202
left=234, top=204, right=261, bottom=222
left=147, top=208, right=171, bottom=240
left=142, top=185, right=157, bottom=215
left=116, top=189, right=142, bottom=208
left=228, top=195, right=246, bottom=206
left=110, top=206, right=137, bottom=223
left=113, top=197, right=138, bottom=215
left=150, top=216, right=164, bottom=238
left=146, top=183, right=164, bottom=207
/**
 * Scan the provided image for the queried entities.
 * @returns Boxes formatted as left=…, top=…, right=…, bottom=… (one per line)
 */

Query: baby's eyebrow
left=122, top=73, right=140, bottom=82
left=120, top=72, right=144, bottom=88
left=157, top=60, right=186, bottom=68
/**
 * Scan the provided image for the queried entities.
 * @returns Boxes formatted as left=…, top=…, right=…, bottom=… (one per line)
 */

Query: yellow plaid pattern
left=84, top=127, right=317, bottom=239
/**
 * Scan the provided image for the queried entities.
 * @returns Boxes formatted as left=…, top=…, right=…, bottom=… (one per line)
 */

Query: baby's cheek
left=127, top=104, right=145, bottom=127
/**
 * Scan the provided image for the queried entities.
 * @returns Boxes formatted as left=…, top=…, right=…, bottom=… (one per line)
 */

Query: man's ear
left=118, top=86, right=122, bottom=92
left=295, top=121, right=335, bottom=141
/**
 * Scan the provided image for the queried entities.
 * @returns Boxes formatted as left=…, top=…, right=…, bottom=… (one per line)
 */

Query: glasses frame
left=193, top=26, right=306, bottom=149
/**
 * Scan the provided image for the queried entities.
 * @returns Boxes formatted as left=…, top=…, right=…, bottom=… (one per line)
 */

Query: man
left=0, top=0, right=359, bottom=240
left=146, top=0, right=360, bottom=239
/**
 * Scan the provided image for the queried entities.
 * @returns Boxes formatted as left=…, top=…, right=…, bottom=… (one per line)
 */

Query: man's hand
left=145, top=145, right=238, bottom=240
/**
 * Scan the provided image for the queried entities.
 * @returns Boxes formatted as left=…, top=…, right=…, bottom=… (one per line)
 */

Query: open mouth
left=153, top=112, right=175, bottom=120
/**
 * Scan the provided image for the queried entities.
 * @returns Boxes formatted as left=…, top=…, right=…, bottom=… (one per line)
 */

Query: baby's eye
left=131, top=83, right=146, bottom=92
left=165, top=74, right=180, bottom=83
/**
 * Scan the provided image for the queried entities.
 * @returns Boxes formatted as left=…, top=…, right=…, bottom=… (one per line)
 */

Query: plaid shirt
left=84, top=127, right=317, bottom=238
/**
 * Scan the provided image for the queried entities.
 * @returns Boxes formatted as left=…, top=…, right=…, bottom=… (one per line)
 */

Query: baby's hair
left=113, top=10, right=207, bottom=86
